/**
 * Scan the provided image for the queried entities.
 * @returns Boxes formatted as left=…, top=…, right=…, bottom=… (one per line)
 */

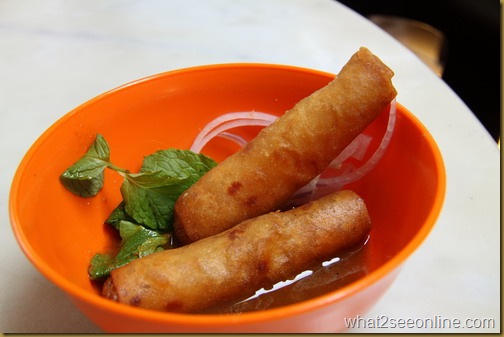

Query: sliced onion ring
left=190, top=112, right=278, bottom=153
left=190, top=99, right=396, bottom=203
left=313, top=99, right=396, bottom=192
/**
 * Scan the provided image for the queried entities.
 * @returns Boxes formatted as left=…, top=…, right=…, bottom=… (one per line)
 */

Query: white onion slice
left=190, top=112, right=278, bottom=153
left=217, top=132, right=248, bottom=148
left=314, top=99, right=396, bottom=191
left=328, top=133, right=373, bottom=169
left=189, top=99, right=396, bottom=203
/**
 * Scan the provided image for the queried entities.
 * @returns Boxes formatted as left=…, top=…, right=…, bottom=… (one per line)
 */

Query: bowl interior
left=10, top=64, right=445, bottom=325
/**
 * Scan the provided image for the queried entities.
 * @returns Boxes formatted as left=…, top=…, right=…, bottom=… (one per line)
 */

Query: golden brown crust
left=103, top=190, right=371, bottom=313
left=174, top=47, right=396, bottom=244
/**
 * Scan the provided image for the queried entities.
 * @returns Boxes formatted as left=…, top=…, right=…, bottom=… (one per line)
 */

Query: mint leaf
left=88, top=220, right=170, bottom=280
left=140, top=149, right=217, bottom=180
left=120, top=149, right=217, bottom=231
left=60, top=134, right=111, bottom=197
left=115, top=220, right=169, bottom=259
left=120, top=172, right=192, bottom=231
left=105, top=201, right=136, bottom=230
left=88, top=254, right=115, bottom=280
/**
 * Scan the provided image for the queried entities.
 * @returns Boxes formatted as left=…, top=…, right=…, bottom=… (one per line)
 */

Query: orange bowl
left=9, top=63, right=445, bottom=333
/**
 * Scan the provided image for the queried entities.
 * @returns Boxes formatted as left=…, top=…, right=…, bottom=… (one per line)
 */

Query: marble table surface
left=0, top=0, right=500, bottom=333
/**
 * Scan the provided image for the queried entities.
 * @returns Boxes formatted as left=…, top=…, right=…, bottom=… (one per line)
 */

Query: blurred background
left=337, top=0, right=501, bottom=142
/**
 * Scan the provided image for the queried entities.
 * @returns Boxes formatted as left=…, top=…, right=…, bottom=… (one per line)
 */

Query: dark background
left=337, top=0, right=501, bottom=141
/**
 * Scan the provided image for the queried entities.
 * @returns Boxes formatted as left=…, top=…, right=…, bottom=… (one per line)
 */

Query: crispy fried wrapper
left=174, top=47, right=396, bottom=244
left=103, top=190, right=371, bottom=313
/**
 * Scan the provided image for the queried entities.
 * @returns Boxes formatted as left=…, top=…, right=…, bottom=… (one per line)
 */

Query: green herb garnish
left=120, top=149, right=217, bottom=231
left=105, top=201, right=134, bottom=230
left=59, top=134, right=127, bottom=197
left=88, top=221, right=170, bottom=280
left=60, top=134, right=217, bottom=279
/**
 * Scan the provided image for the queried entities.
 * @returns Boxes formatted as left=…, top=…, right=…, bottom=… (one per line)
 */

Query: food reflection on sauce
left=204, top=238, right=370, bottom=314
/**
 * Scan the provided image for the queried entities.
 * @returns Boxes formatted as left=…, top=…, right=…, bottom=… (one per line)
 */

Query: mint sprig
left=59, top=134, right=217, bottom=279
left=88, top=221, right=170, bottom=280
left=120, top=171, right=191, bottom=231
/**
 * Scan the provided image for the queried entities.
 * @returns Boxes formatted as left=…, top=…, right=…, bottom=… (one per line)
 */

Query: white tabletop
left=1, top=0, right=500, bottom=333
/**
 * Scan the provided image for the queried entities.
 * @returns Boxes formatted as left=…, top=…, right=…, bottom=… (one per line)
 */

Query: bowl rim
left=9, top=62, right=446, bottom=326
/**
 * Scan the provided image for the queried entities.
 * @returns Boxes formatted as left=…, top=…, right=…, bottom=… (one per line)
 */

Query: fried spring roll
left=103, top=190, right=371, bottom=313
left=174, top=47, right=396, bottom=244
left=211, top=244, right=369, bottom=314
